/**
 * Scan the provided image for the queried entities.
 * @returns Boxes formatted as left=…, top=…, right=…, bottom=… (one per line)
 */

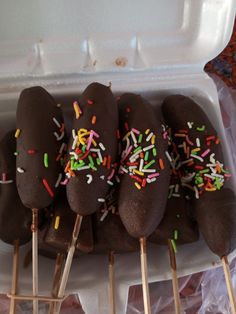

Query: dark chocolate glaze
left=0, top=131, right=32, bottom=245
left=66, top=82, right=118, bottom=216
left=16, top=86, right=65, bottom=209
left=162, top=95, right=236, bottom=257
left=118, top=93, right=170, bottom=238
left=38, top=191, right=93, bottom=258
left=149, top=177, right=199, bottom=245
left=92, top=190, right=139, bottom=254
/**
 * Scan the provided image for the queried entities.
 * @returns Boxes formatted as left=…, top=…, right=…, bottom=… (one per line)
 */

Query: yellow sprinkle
left=73, top=101, right=80, bottom=119
left=191, top=148, right=201, bottom=153
left=205, top=188, right=216, bottom=192
left=54, top=216, right=60, bottom=230
left=15, top=129, right=21, bottom=138
left=133, top=169, right=144, bottom=176
left=198, top=183, right=204, bottom=187
left=91, top=115, right=97, bottom=125
left=145, top=129, right=150, bottom=135
left=92, top=139, right=97, bottom=147
left=123, top=132, right=131, bottom=141
left=78, top=128, right=88, bottom=135
left=135, top=182, right=141, bottom=190
left=151, top=135, right=156, bottom=145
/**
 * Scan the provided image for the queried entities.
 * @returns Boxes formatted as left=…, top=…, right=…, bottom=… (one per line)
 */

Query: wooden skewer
left=7, top=294, right=66, bottom=302
left=9, top=239, right=20, bottom=314
left=31, top=208, right=39, bottom=314
left=48, top=253, right=65, bottom=314
left=54, top=214, right=83, bottom=314
left=168, top=239, right=181, bottom=314
left=222, top=255, right=236, bottom=314
left=108, top=251, right=116, bottom=314
left=140, top=237, right=151, bottom=314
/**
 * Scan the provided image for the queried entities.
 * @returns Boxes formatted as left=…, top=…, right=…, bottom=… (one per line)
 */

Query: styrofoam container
left=0, top=1, right=236, bottom=313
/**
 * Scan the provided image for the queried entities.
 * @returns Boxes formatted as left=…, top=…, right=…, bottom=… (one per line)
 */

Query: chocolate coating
left=162, top=95, right=236, bottom=257
left=118, top=94, right=170, bottom=238
left=92, top=190, right=139, bottom=254
left=38, top=191, right=93, bottom=257
left=149, top=177, right=199, bottom=245
left=0, top=131, right=32, bottom=245
left=16, top=86, right=65, bottom=209
left=66, top=82, right=118, bottom=216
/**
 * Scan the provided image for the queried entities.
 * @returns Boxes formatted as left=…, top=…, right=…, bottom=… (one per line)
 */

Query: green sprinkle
left=143, top=159, right=155, bottom=169
left=195, top=176, right=203, bottom=184
left=199, top=169, right=209, bottom=174
left=168, top=190, right=173, bottom=199
left=152, top=148, right=157, bottom=157
left=214, top=178, right=221, bottom=190
left=96, top=158, right=101, bottom=165
left=138, top=134, right=143, bottom=143
left=44, top=153, right=49, bottom=168
left=197, top=125, right=205, bottom=132
left=134, top=146, right=142, bottom=154
left=221, top=168, right=228, bottom=174
left=174, top=229, right=178, bottom=240
left=82, top=145, right=86, bottom=153
left=60, top=158, right=64, bottom=166
left=88, top=155, right=94, bottom=166
left=89, top=164, right=97, bottom=171
left=71, top=159, right=75, bottom=170
left=74, top=161, right=79, bottom=169
left=171, top=239, right=177, bottom=253
left=144, top=151, right=149, bottom=161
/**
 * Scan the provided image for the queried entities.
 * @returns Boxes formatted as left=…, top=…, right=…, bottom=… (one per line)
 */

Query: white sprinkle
left=147, top=177, right=157, bottom=183
left=139, top=159, right=144, bottom=172
left=119, top=166, right=128, bottom=173
left=107, top=180, right=114, bottom=186
left=115, top=175, right=120, bottom=183
left=129, top=149, right=142, bottom=161
left=142, top=169, right=156, bottom=173
left=204, top=174, right=215, bottom=180
left=72, top=129, right=76, bottom=139
left=212, top=173, right=224, bottom=178
left=53, top=117, right=61, bottom=128
left=100, top=175, right=105, bottom=180
left=196, top=138, right=201, bottom=147
left=66, top=172, right=71, bottom=178
left=70, top=152, right=78, bottom=160
left=17, top=167, right=25, bottom=173
left=54, top=132, right=59, bottom=140
left=76, top=166, right=90, bottom=171
left=181, top=173, right=196, bottom=183
left=0, top=180, right=13, bottom=184
left=98, top=198, right=105, bottom=202
left=72, top=136, right=78, bottom=150
left=165, top=151, right=172, bottom=163
left=187, top=122, right=193, bottom=129
left=175, top=184, right=179, bottom=193
left=210, top=153, right=216, bottom=163
left=172, top=193, right=181, bottom=197
left=99, top=142, right=106, bottom=151
left=179, top=158, right=194, bottom=166
left=59, top=143, right=66, bottom=154
left=56, top=131, right=64, bottom=141
left=100, top=210, right=109, bottom=222
left=86, top=174, right=93, bottom=184
left=210, top=167, right=216, bottom=174
left=146, top=132, right=153, bottom=142
left=143, top=145, right=154, bottom=152
left=194, top=186, right=199, bottom=199
left=97, top=150, right=103, bottom=163
left=185, top=195, right=191, bottom=200
left=129, top=166, right=137, bottom=171
left=190, top=154, right=203, bottom=162
left=131, top=131, right=137, bottom=146
left=55, top=173, right=62, bottom=188
left=169, top=185, right=175, bottom=189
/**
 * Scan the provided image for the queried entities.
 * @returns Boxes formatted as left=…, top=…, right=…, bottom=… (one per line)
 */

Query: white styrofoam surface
left=0, top=1, right=236, bottom=313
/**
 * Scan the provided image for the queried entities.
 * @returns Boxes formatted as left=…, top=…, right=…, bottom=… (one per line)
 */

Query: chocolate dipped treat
left=16, top=86, right=66, bottom=209
left=0, top=130, right=32, bottom=245
left=39, top=191, right=93, bottom=258
left=162, top=95, right=236, bottom=258
left=118, top=93, right=170, bottom=238
left=92, top=189, right=139, bottom=254
left=66, top=82, right=119, bottom=216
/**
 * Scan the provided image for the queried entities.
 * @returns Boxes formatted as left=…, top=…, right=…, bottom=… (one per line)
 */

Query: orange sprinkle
left=68, top=169, right=75, bottom=177
left=215, top=138, right=220, bottom=144
left=64, top=161, right=71, bottom=173
left=60, top=123, right=65, bottom=133
left=159, top=158, right=164, bottom=170
left=216, top=163, right=221, bottom=173
left=56, top=153, right=62, bottom=162
left=140, top=152, right=144, bottom=159
left=91, top=115, right=96, bottom=125
left=187, top=161, right=194, bottom=167
left=103, top=156, right=107, bottom=166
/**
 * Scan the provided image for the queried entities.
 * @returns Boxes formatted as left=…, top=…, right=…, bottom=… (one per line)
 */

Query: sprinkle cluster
left=119, top=127, right=165, bottom=189
left=166, top=122, right=231, bottom=199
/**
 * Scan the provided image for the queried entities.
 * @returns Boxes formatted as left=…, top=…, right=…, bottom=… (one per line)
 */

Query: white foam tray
left=0, top=1, right=236, bottom=313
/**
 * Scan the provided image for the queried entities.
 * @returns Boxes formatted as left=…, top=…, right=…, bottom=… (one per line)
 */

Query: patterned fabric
left=205, top=19, right=236, bottom=88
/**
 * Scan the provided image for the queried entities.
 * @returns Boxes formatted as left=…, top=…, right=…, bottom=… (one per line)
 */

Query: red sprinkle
left=206, top=135, right=215, bottom=141
left=107, top=155, right=111, bottom=170
left=27, top=149, right=36, bottom=155
left=131, top=175, right=143, bottom=183
left=142, top=179, right=147, bottom=187
left=195, top=165, right=204, bottom=170
left=79, top=150, right=90, bottom=160
left=116, top=129, right=120, bottom=139
left=42, top=179, right=54, bottom=198
left=87, top=99, right=94, bottom=105
left=126, top=107, right=131, bottom=113
left=215, top=138, right=220, bottom=144
left=179, top=129, right=188, bottom=134
left=124, top=122, right=129, bottom=131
